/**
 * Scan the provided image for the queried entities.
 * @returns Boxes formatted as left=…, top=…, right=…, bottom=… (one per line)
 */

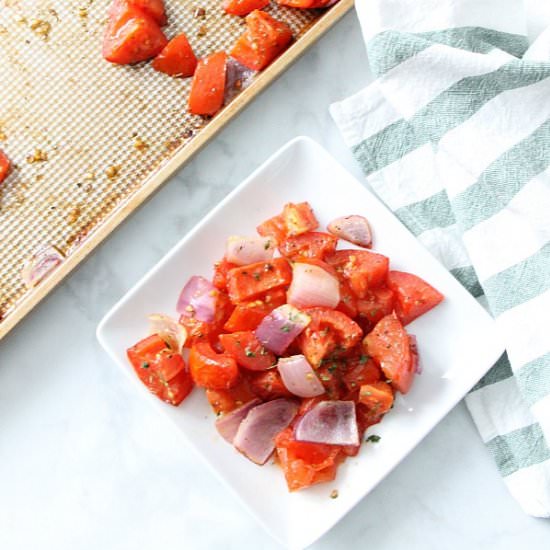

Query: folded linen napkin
left=330, top=0, right=550, bottom=517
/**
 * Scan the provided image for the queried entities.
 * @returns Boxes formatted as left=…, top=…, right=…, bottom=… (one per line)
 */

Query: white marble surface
left=1, top=8, right=550, bottom=550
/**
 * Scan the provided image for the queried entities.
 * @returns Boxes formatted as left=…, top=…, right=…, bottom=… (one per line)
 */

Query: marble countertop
left=1, top=9, right=550, bottom=550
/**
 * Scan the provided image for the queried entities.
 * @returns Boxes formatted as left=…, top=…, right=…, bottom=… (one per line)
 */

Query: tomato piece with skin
left=0, top=150, right=10, bottom=184
left=277, top=0, right=334, bottom=8
left=109, top=0, right=167, bottom=26
left=126, top=335, right=193, bottom=405
left=363, top=313, right=416, bottom=394
left=205, top=378, right=257, bottom=415
left=278, top=231, right=337, bottom=261
left=189, top=342, right=240, bottom=390
left=212, top=258, right=237, bottom=290
left=223, top=0, right=269, bottom=16
left=102, top=2, right=168, bottom=65
left=226, top=258, right=292, bottom=303
left=356, top=286, right=394, bottom=332
left=257, top=213, right=288, bottom=243
left=282, top=202, right=318, bottom=237
left=326, top=249, right=389, bottom=298
left=152, top=33, right=197, bottom=77
left=247, top=369, right=293, bottom=400
left=219, top=331, right=276, bottom=371
left=298, top=307, right=363, bottom=367
left=230, top=10, right=293, bottom=71
left=336, top=279, right=358, bottom=318
left=359, top=381, right=394, bottom=416
left=342, top=355, right=383, bottom=392
left=316, top=363, right=344, bottom=399
left=188, top=51, right=227, bottom=116
left=387, top=270, right=444, bottom=325
left=223, top=288, right=286, bottom=332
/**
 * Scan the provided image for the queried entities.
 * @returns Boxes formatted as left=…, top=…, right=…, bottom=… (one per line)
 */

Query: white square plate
left=97, top=137, right=503, bottom=549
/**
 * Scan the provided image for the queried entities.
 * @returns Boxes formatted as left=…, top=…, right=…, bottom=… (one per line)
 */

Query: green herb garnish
left=366, top=435, right=381, bottom=443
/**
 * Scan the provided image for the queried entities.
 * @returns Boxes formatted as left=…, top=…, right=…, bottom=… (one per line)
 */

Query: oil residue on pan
left=0, top=0, right=350, bottom=335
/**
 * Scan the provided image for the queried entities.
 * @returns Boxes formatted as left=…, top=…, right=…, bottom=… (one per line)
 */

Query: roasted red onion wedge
left=255, top=304, right=311, bottom=355
left=277, top=355, right=325, bottom=398
left=328, top=215, right=372, bottom=248
left=224, top=57, right=256, bottom=104
left=176, top=275, right=218, bottom=322
left=233, top=399, right=298, bottom=464
left=226, top=235, right=276, bottom=266
left=295, top=400, right=359, bottom=446
left=287, top=262, right=340, bottom=309
left=21, top=244, right=64, bottom=289
left=215, top=398, right=262, bottom=444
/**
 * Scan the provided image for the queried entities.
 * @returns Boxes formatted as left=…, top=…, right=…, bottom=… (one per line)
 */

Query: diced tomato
left=223, top=288, right=286, bottom=332
left=336, top=279, right=358, bottom=318
left=387, top=270, right=444, bottom=325
left=189, top=342, right=240, bottom=390
left=326, top=249, right=389, bottom=298
left=282, top=202, right=318, bottom=237
left=316, top=363, right=344, bottom=399
left=219, top=331, right=276, bottom=371
left=298, top=307, right=363, bottom=367
left=212, top=258, right=237, bottom=290
left=257, top=213, right=288, bottom=243
left=356, top=286, right=394, bottom=331
left=275, top=427, right=341, bottom=492
left=363, top=313, right=416, bottom=394
left=188, top=51, right=227, bottom=116
left=278, top=231, right=337, bottom=261
left=230, top=10, right=293, bottom=71
left=127, top=335, right=193, bottom=405
left=223, top=0, right=269, bottom=16
left=109, top=0, right=167, bottom=26
left=103, top=1, right=168, bottom=65
left=247, top=369, right=293, bottom=400
left=276, top=0, right=334, bottom=8
left=205, top=378, right=257, bottom=415
left=298, top=396, right=325, bottom=416
left=226, top=258, right=292, bottom=303
left=342, top=355, right=382, bottom=392
left=356, top=402, right=383, bottom=439
left=358, top=381, right=394, bottom=416
left=0, top=150, right=10, bottom=184
left=152, top=32, right=197, bottom=77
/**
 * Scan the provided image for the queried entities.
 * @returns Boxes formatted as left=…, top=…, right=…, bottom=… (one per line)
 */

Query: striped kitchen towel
left=330, top=0, right=550, bottom=517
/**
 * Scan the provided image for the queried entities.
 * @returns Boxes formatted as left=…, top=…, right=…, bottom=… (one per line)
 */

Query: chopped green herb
left=252, top=272, right=261, bottom=281
left=141, top=362, right=149, bottom=369
left=281, top=325, right=291, bottom=333
left=245, top=349, right=256, bottom=357
left=264, top=241, right=271, bottom=250
left=359, top=354, right=369, bottom=364
left=366, top=435, right=381, bottom=443
left=320, top=374, right=331, bottom=382
left=328, top=363, right=338, bottom=373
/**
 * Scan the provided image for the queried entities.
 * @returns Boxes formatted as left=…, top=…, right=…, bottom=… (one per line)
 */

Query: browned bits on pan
left=0, top=131, right=6, bottom=141
left=182, top=129, right=193, bottom=139
left=133, top=137, right=149, bottom=151
left=197, top=25, right=207, bottom=38
left=48, top=9, right=60, bottom=21
left=67, top=205, right=81, bottom=224
left=83, top=170, right=96, bottom=181
left=30, top=20, right=52, bottom=40
left=105, top=165, right=120, bottom=179
left=26, top=148, right=48, bottom=163
left=78, top=7, right=88, bottom=18
left=193, top=7, right=206, bottom=18
left=0, top=25, right=8, bottom=35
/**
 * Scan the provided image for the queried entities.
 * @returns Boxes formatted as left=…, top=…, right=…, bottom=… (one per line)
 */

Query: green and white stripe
left=331, top=0, right=550, bottom=518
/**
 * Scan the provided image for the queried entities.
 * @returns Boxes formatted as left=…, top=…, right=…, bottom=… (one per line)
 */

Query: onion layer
left=327, top=215, right=372, bottom=248
left=21, top=244, right=64, bottom=289
left=295, top=401, right=359, bottom=446
left=287, top=262, right=340, bottom=309
left=233, top=399, right=298, bottom=464
left=176, top=275, right=217, bottom=322
left=255, top=304, right=311, bottom=355
left=277, top=355, right=325, bottom=398
left=148, top=314, right=188, bottom=352
left=225, top=235, right=276, bottom=266
left=215, top=398, right=262, bottom=444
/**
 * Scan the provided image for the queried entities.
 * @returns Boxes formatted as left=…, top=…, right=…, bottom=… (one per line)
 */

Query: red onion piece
left=255, top=304, right=311, bottom=355
left=277, top=355, right=325, bottom=398
left=176, top=276, right=217, bottom=322
left=327, top=215, right=372, bottom=248
left=148, top=314, right=188, bottom=352
left=21, top=244, right=64, bottom=289
left=287, top=262, right=340, bottom=309
left=224, top=57, right=256, bottom=104
left=215, top=398, right=262, bottom=444
left=226, top=235, right=276, bottom=266
left=295, top=401, right=359, bottom=446
left=233, top=399, right=298, bottom=464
